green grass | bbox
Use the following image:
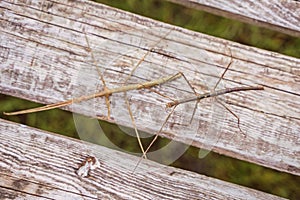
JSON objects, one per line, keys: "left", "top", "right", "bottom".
{"left": 1, "top": 0, "right": 299, "bottom": 199}
{"left": 94, "top": 0, "right": 300, "bottom": 58}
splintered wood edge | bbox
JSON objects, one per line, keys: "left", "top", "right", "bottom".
{"left": 0, "top": 119, "right": 287, "bottom": 200}
{"left": 0, "top": 0, "right": 299, "bottom": 176}
{"left": 167, "top": 0, "right": 300, "bottom": 37}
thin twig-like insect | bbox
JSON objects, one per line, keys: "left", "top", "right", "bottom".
{"left": 166, "top": 60, "right": 263, "bottom": 132}
{"left": 134, "top": 55, "right": 264, "bottom": 171}
{"left": 3, "top": 30, "right": 178, "bottom": 159}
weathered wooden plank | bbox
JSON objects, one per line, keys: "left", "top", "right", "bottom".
{"left": 167, "top": 0, "right": 300, "bottom": 37}
{"left": 0, "top": 0, "right": 299, "bottom": 177}
{"left": 0, "top": 187, "right": 49, "bottom": 200}
{"left": 0, "top": 175, "right": 75, "bottom": 199}
{"left": 0, "top": 119, "right": 287, "bottom": 199}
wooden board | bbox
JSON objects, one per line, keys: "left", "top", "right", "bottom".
{"left": 0, "top": 0, "right": 299, "bottom": 177}
{"left": 167, "top": 0, "right": 300, "bottom": 37}
{"left": 0, "top": 119, "right": 287, "bottom": 199}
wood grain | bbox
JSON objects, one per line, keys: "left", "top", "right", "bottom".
{"left": 0, "top": 119, "right": 287, "bottom": 199}
{"left": 167, "top": 0, "right": 300, "bottom": 37}
{"left": 0, "top": 0, "right": 299, "bottom": 178}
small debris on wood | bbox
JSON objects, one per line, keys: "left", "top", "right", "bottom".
{"left": 76, "top": 156, "right": 100, "bottom": 177}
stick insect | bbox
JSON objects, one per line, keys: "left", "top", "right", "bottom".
{"left": 134, "top": 53, "right": 264, "bottom": 170}
{"left": 3, "top": 30, "right": 181, "bottom": 159}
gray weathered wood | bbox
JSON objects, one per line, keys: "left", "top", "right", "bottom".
{"left": 0, "top": 0, "right": 299, "bottom": 178}
{"left": 0, "top": 119, "right": 287, "bottom": 200}
{"left": 167, "top": 0, "right": 300, "bottom": 37}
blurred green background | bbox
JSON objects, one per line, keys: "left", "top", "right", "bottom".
{"left": 1, "top": 0, "right": 299, "bottom": 199}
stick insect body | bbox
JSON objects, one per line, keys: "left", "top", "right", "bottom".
{"left": 167, "top": 86, "right": 264, "bottom": 108}
{"left": 3, "top": 73, "right": 182, "bottom": 116}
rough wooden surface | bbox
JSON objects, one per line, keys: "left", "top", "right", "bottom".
{"left": 167, "top": 0, "right": 300, "bottom": 37}
{"left": 0, "top": 0, "right": 299, "bottom": 178}
{"left": 0, "top": 119, "right": 287, "bottom": 200}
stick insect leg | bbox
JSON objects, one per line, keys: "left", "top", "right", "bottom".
{"left": 213, "top": 55, "right": 233, "bottom": 91}
{"left": 84, "top": 33, "right": 112, "bottom": 119}
{"left": 215, "top": 98, "right": 246, "bottom": 136}
{"left": 179, "top": 72, "right": 200, "bottom": 124}
{"left": 213, "top": 50, "right": 245, "bottom": 135}
{"left": 121, "top": 48, "right": 151, "bottom": 159}
{"left": 124, "top": 93, "right": 147, "bottom": 159}
{"left": 133, "top": 105, "right": 177, "bottom": 172}
{"left": 121, "top": 41, "right": 157, "bottom": 160}
{"left": 123, "top": 29, "right": 174, "bottom": 160}
{"left": 124, "top": 28, "right": 173, "bottom": 83}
